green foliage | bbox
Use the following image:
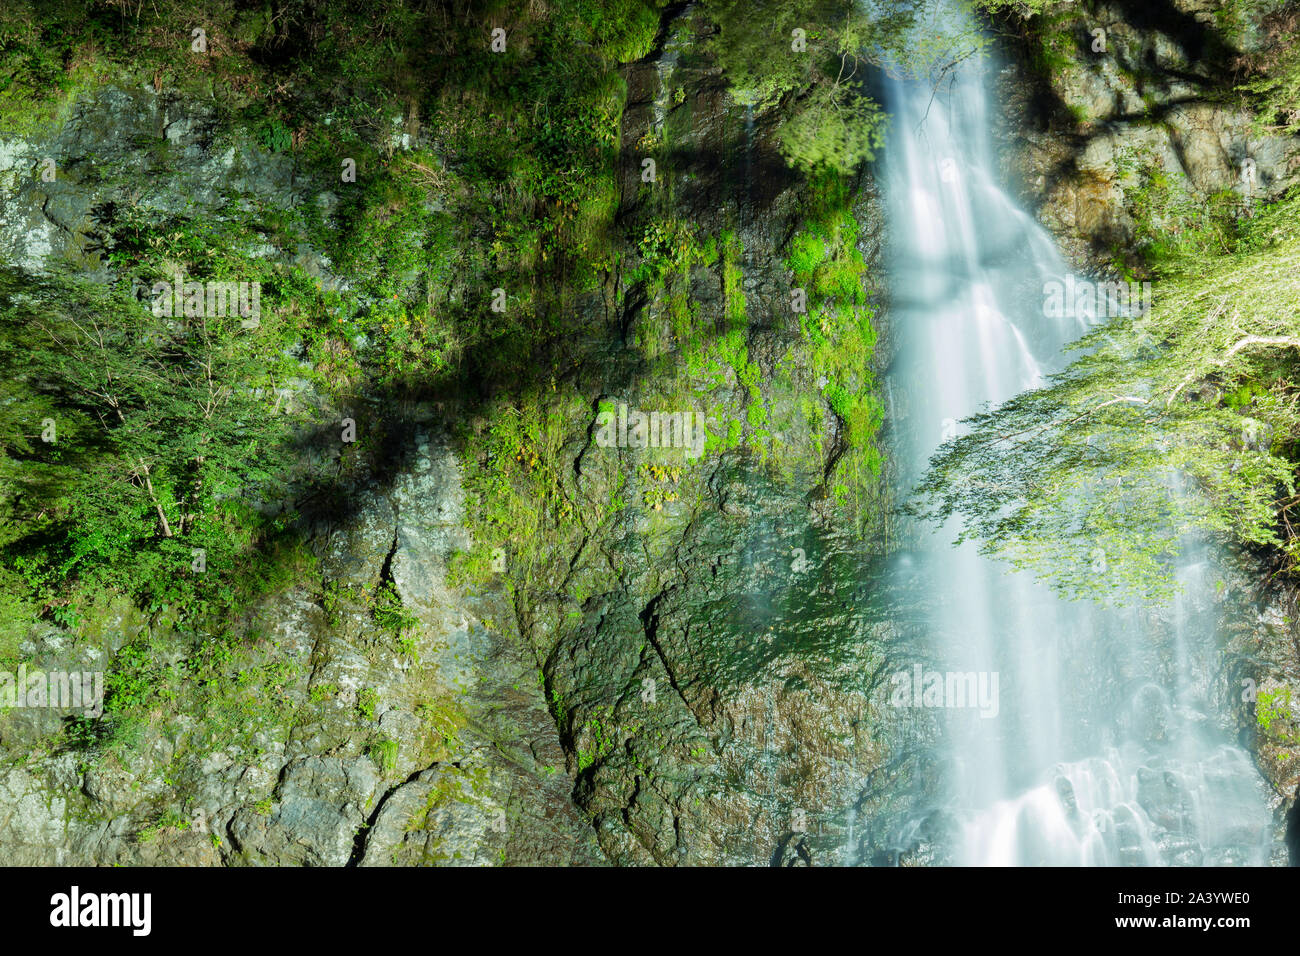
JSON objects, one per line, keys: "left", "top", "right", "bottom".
{"left": 630, "top": 219, "right": 710, "bottom": 287}
{"left": 703, "top": 0, "right": 912, "bottom": 173}
{"left": 1236, "top": 6, "right": 1300, "bottom": 136}
{"left": 63, "top": 625, "right": 302, "bottom": 762}
{"left": 0, "top": 268, "right": 305, "bottom": 624}
{"left": 137, "top": 807, "right": 193, "bottom": 844}
{"left": 369, "top": 735, "right": 399, "bottom": 774}
{"left": 776, "top": 85, "right": 888, "bottom": 175}
{"left": 786, "top": 234, "right": 823, "bottom": 275}
{"left": 1257, "top": 687, "right": 1300, "bottom": 744}
{"left": 0, "top": 1, "right": 135, "bottom": 135}
{"left": 785, "top": 171, "right": 885, "bottom": 506}
{"left": 973, "top": 0, "right": 1055, "bottom": 14}
{"left": 371, "top": 581, "right": 420, "bottom": 637}
{"left": 180, "top": 635, "right": 302, "bottom": 755}
{"left": 1114, "top": 150, "right": 1245, "bottom": 268}
{"left": 573, "top": 705, "right": 640, "bottom": 772}
{"left": 916, "top": 190, "right": 1300, "bottom": 600}
{"left": 459, "top": 391, "right": 581, "bottom": 624}
{"left": 308, "top": 682, "right": 338, "bottom": 704}
{"left": 721, "top": 230, "right": 747, "bottom": 327}
{"left": 0, "top": 0, "right": 663, "bottom": 652}
{"left": 357, "top": 687, "right": 379, "bottom": 722}
{"left": 446, "top": 546, "right": 496, "bottom": 589}
{"left": 256, "top": 118, "right": 293, "bottom": 154}
{"left": 579, "top": 0, "right": 663, "bottom": 61}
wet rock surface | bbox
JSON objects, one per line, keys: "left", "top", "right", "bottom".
{"left": 0, "top": 3, "right": 912, "bottom": 867}
{"left": 992, "top": 0, "right": 1300, "bottom": 269}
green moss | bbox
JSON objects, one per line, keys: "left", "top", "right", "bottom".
{"left": 1257, "top": 687, "right": 1300, "bottom": 745}
{"left": 356, "top": 688, "right": 379, "bottom": 722}
{"left": 0, "top": 1, "right": 673, "bottom": 765}
{"left": 1112, "top": 148, "right": 1246, "bottom": 270}
{"left": 368, "top": 736, "right": 399, "bottom": 775}
{"left": 446, "top": 546, "right": 496, "bottom": 590}
{"left": 788, "top": 232, "right": 828, "bottom": 281}
{"left": 371, "top": 581, "right": 419, "bottom": 638}
{"left": 574, "top": 705, "right": 641, "bottom": 773}
{"left": 782, "top": 170, "right": 886, "bottom": 516}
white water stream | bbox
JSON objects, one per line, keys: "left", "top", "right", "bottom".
{"left": 879, "top": 2, "right": 1273, "bottom": 865}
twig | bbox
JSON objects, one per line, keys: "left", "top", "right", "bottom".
{"left": 1167, "top": 333, "right": 1300, "bottom": 408}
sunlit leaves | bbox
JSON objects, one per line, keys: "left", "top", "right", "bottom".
{"left": 915, "top": 194, "right": 1300, "bottom": 600}
{"left": 704, "top": 0, "right": 918, "bottom": 173}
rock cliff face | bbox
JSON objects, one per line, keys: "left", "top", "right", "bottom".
{"left": 0, "top": 0, "right": 1296, "bottom": 866}
{"left": 0, "top": 426, "right": 605, "bottom": 865}
{"left": 993, "top": 0, "right": 1300, "bottom": 267}
{"left": 0, "top": 3, "right": 925, "bottom": 867}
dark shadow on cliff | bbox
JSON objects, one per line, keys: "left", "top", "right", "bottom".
{"left": 1109, "top": 0, "right": 1237, "bottom": 73}
{"left": 982, "top": 1, "right": 1246, "bottom": 261}
{"left": 0, "top": 5, "right": 885, "bottom": 823}
{"left": 253, "top": 0, "right": 856, "bottom": 661}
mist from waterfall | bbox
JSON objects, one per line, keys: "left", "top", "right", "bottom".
{"left": 878, "top": 1, "right": 1274, "bottom": 866}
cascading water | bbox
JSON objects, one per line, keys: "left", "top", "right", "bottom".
{"left": 879, "top": 2, "right": 1275, "bottom": 865}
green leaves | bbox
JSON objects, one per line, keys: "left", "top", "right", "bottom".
{"left": 0, "top": 267, "right": 301, "bottom": 621}
{"left": 915, "top": 192, "right": 1300, "bottom": 600}
{"left": 1236, "top": 6, "right": 1300, "bottom": 136}
{"left": 704, "top": 0, "right": 913, "bottom": 174}
{"left": 256, "top": 118, "right": 294, "bottom": 154}
{"left": 777, "top": 84, "right": 889, "bottom": 174}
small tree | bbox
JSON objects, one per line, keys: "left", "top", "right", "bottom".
{"left": 0, "top": 268, "right": 299, "bottom": 618}
{"left": 704, "top": 0, "right": 916, "bottom": 174}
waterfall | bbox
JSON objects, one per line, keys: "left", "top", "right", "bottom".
{"left": 878, "top": 2, "right": 1274, "bottom": 865}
